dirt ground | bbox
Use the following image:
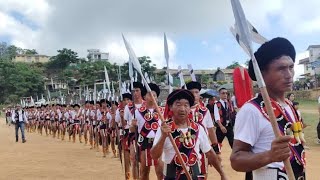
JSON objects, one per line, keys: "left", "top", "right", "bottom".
{"left": 0, "top": 118, "right": 319, "bottom": 180}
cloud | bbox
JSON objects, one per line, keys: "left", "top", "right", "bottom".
{"left": 201, "top": 40, "right": 209, "bottom": 47}
{"left": 1, "top": 0, "right": 320, "bottom": 71}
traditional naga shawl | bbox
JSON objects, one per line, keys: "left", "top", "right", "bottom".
{"left": 190, "top": 103, "right": 208, "bottom": 126}
{"left": 165, "top": 119, "right": 202, "bottom": 179}
{"left": 137, "top": 105, "right": 163, "bottom": 139}
{"left": 249, "top": 94, "right": 306, "bottom": 178}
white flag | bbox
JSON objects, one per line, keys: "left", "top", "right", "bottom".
{"left": 188, "top": 64, "right": 196, "bottom": 81}
{"left": 177, "top": 66, "right": 186, "bottom": 88}
{"left": 145, "top": 72, "right": 151, "bottom": 83}
{"left": 104, "top": 66, "right": 111, "bottom": 92}
{"left": 122, "top": 34, "right": 142, "bottom": 73}
{"left": 51, "top": 78, "right": 54, "bottom": 90}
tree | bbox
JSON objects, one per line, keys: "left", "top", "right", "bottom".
{"left": 24, "top": 49, "right": 38, "bottom": 55}
{"left": 200, "top": 72, "right": 210, "bottom": 85}
{"left": 0, "top": 43, "right": 21, "bottom": 60}
{"left": 121, "top": 56, "right": 157, "bottom": 81}
{"left": 226, "top": 61, "right": 241, "bottom": 69}
{"left": 47, "top": 48, "right": 80, "bottom": 73}
{"left": 0, "top": 61, "right": 45, "bottom": 104}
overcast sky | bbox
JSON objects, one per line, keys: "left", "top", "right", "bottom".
{"left": 1, "top": 0, "right": 320, "bottom": 79}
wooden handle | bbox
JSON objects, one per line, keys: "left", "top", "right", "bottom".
{"left": 151, "top": 95, "right": 192, "bottom": 180}
{"left": 260, "top": 88, "right": 295, "bottom": 180}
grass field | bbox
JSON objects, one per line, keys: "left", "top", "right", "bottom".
{"left": 295, "top": 99, "right": 319, "bottom": 146}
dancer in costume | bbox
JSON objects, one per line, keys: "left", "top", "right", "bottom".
{"left": 83, "top": 101, "right": 91, "bottom": 145}
{"left": 71, "top": 104, "right": 83, "bottom": 143}
{"left": 151, "top": 89, "right": 226, "bottom": 180}
{"left": 116, "top": 92, "right": 132, "bottom": 180}
{"left": 125, "top": 82, "right": 146, "bottom": 180}
{"left": 109, "top": 100, "right": 119, "bottom": 158}
{"left": 59, "top": 105, "right": 69, "bottom": 141}
{"left": 186, "top": 81, "right": 221, "bottom": 178}
{"left": 44, "top": 105, "right": 51, "bottom": 136}
{"left": 95, "top": 102, "right": 102, "bottom": 151}
{"left": 230, "top": 37, "right": 306, "bottom": 179}
{"left": 131, "top": 83, "right": 163, "bottom": 180}
{"left": 100, "top": 99, "right": 111, "bottom": 157}
{"left": 89, "top": 101, "right": 96, "bottom": 149}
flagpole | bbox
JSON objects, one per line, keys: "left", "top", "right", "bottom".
{"left": 122, "top": 34, "right": 192, "bottom": 180}
{"left": 229, "top": 0, "right": 295, "bottom": 179}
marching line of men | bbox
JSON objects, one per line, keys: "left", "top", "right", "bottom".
{"left": 4, "top": 37, "right": 307, "bottom": 180}
{"left": 7, "top": 81, "right": 231, "bottom": 180}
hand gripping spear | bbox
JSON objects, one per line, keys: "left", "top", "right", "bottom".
{"left": 229, "top": 0, "right": 295, "bottom": 179}
{"left": 122, "top": 34, "right": 192, "bottom": 180}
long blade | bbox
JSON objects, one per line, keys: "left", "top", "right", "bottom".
{"left": 247, "top": 20, "right": 268, "bottom": 44}
{"left": 129, "top": 57, "right": 133, "bottom": 78}
{"left": 112, "top": 81, "right": 115, "bottom": 101}
{"left": 230, "top": 26, "right": 250, "bottom": 56}
{"left": 164, "top": 33, "right": 169, "bottom": 65}
{"left": 230, "top": 0, "right": 253, "bottom": 56}
{"left": 104, "top": 66, "right": 111, "bottom": 91}
{"left": 118, "top": 65, "right": 123, "bottom": 101}
{"left": 122, "top": 34, "right": 142, "bottom": 73}
{"left": 177, "top": 66, "right": 186, "bottom": 88}
{"left": 187, "top": 64, "right": 196, "bottom": 81}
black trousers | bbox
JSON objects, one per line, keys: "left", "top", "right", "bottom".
{"left": 216, "top": 125, "right": 234, "bottom": 148}
{"left": 317, "top": 120, "right": 320, "bottom": 139}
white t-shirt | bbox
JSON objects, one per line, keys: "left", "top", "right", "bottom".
{"left": 153, "top": 125, "right": 211, "bottom": 164}
{"left": 191, "top": 106, "right": 214, "bottom": 129}
{"left": 124, "top": 103, "right": 142, "bottom": 129}
{"left": 213, "top": 99, "right": 229, "bottom": 122}
{"left": 318, "top": 96, "right": 320, "bottom": 104}
{"left": 106, "top": 112, "right": 113, "bottom": 127}
{"left": 234, "top": 102, "right": 296, "bottom": 170}
{"left": 115, "top": 109, "right": 121, "bottom": 124}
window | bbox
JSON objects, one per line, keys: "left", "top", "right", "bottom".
{"left": 35, "top": 56, "right": 39, "bottom": 62}
{"left": 26, "top": 56, "right": 32, "bottom": 62}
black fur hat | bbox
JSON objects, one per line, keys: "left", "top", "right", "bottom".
{"left": 248, "top": 37, "right": 296, "bottom": 81}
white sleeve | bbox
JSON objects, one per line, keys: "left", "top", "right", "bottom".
{"left": 203, "top": 111, "right": 214, "bottom": 128}
{"left": 124, "top": 105, "right": 132, "bottom": 126}
{"left": 153, "top": 127, "right": 162, "bottom": 147}
{"left": 199, "top": 126, "right": 212, "bottom": 153}
{"left": 213, "top": 104, "right": 220, "bottom": 122}
{"left": 115, "top": 109, "right": 121, "bottom": 123}
{"left": 12, "top": 112, "right": 15, "bottom": 122}
{"left": 124, "top": 105, "right": 130, "bottom": 121}
{"left": 24, "top": 113, "right": 28, "bottom": 123}
{"left": 234, "top": 103, "right": 260, "bottom": 146}
{"left": 97, "top": 110, "right": 102, "bottom": 120}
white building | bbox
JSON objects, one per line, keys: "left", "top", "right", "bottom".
{"left": 299, "top": 45, "right": 320, "bottom": 77}
{"left": 87, "top": 49, "right": 109, "bottom": 61}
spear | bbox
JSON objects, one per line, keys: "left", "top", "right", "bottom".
{"left": 229, "top": 0, "right": 295, "bottom": 179}
{"left": 177, "top": 65, "right": 186, "bottom": 88}
{"left": 118, "top": 65, "right": 123, "bottom": 101}
{"left": 127, "top": 49, "right": 139, "bottom": 177}
{"left": 164, "top": 33, "right": 173, "bottom": 93}
{"left": 188, "top": 64, "right": 196, "bottom": 81}
{"left": 122, "top": 34, "right": 192, "bottom": 180}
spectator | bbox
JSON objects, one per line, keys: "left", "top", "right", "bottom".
{"left": 286, "top": 93, "right": 295, "bottom": 105}
{"left": 12, "top": 104, "right": 28, "bottom": 143}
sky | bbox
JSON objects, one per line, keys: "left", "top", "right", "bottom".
{"left": 1, "top": 0, "right": 320, "bottom": 80}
